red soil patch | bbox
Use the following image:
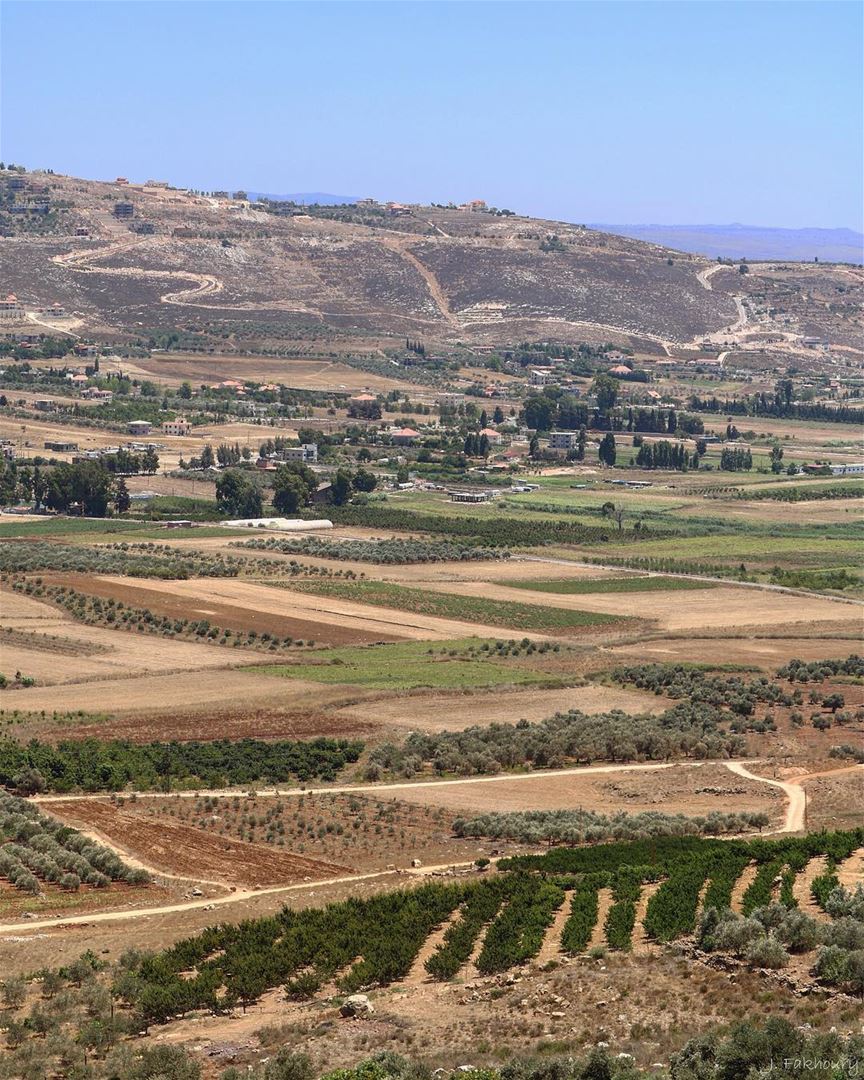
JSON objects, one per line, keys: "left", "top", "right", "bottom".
{"left": 46, "top": 800, "right": 350, "bottom": 887}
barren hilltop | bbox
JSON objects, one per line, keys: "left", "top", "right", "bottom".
{"left": 4, "top": 170, "right": 861, "bottom": 356}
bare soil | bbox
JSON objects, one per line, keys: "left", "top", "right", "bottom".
{"left": 421, "top": 580, "right": 857, "bottom": 634}
{"left": 375, "top": 762, "right": 783, "bottom": 819}
{"left": 334, "top": 683, "right": 673, "bottom": 734}
{"left": 45, "top": 800, "right": 351, "bottom": 887}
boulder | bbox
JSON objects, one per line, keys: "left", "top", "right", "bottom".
{"left": 340, "top": 994, "right": 374, "bottom": 1019}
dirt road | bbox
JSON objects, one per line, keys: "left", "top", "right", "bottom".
{"left": 34, "top": 760, "right": 683, "bottom": 806}
{"left": 725, "top": 762, "right": 807, "bottom": 832}
{"left": 0, "top": 870, "right": 396, "bottom": 935}
{"left": 724, "top": 761, "right": 864, "bottom": 834}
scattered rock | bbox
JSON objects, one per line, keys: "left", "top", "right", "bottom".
{"left": 340, "top": 993, "right": 374, "bottom": 1018}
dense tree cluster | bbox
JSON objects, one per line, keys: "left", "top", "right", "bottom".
{"left": 635, "top": 440, "right": 696, "bottom": 471}
{"left": 0, "top": 736, "right": 363, "bottom": 793}
{"left": 522, "top": 392, "right": 704, "bottom": 437}
{"left": 215, "top": 469, "right": 264, "bottom": 518}
{"left": 719, "top": 446, "right": 753, "bottom": 471}
{"left": 367, "top": 701, "right": 749, "bottom": 779}
{"left": 24, "top": 461, "right": 129, "bottom": 516}
{"left": 611, "top": 663, "right": 797, "bottom": 719}
{"left": 98, "top": 448, "right": 159, "bottom": 476}
{"left": 776, "top": 654, "right": 864, "bottom": 682}
{"left": 689, "top": 390, "right": 864, "bottom": 426}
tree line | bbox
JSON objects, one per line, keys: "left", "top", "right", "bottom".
{"left": 0, "top": 736, "right": 364, "bottom": 794}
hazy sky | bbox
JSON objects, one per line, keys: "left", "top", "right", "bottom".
{"left": 2, "top": 1, "right": 862, "bottom": 229}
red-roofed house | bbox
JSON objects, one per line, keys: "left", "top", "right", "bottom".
{"left": 391, "top": 427, "right": 421, "bottom": 446}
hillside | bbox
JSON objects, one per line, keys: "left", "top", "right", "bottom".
{"left": 1, "top": 169, "right": 862, "bottom": 355}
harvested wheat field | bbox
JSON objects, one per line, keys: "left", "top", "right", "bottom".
{"left": 0, "top": 668, "right": 376, "bottom": 727}
{"left": 0, "top": 586, "right": 267, "bottom": 685}
{"left": 91, "top": 575, "right": 556, "bottom": 641}
{"left": 128, "top": 353, "right": 414, "bottom": 394}
{"left": 46, "top": 799, "right": 350, "bottom": 887}
{"left": 46, "top": 572, "right": 409, "bottom": 646}
{"left": 417, "top": 580, "right": 860, "bottom": 633}
{"left": 334, "top": 683, "right": 672, "bottom": 734}
{"left": 382, "top": 761, "right": 783, "bottom": 818}
{"left": 607, "top": 633, "right": 864, "bottom": 668}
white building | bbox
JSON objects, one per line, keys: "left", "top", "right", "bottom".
{"left": 548, "top": 431, "right": 578, "bottom": 451}
{"left": 830, "top": 463, "right": 864, "bottom": 476}
{"left": 281, "top": 443, "right": 318, "bottom": 464}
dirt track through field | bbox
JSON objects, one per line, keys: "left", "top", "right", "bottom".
{"left": 730, "top": 863, "right": 758, "bottom": 913}
{"left": 535, "top": 888, "right": 573, "bottom": 965}
{"left": 793, "top": 856, "right": 831, "bottom": 920}
{"left": 589, "top": 889, "right": 613, "bottom": 951}
{"left": 632, "top": 881, "right": 662, "bottom": 955}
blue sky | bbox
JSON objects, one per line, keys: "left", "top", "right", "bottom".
{"left": 2, "top": 1, "right": 861, "bottom": 229}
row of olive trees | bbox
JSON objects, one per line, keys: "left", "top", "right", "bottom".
{"left": 453, "top": 808, "right": 771, "bottom": 845}
{"left": 0, "top": 793, "right": 149, "bottom": 894}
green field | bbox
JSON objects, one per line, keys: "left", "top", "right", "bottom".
{"left": 258, "top": 639, "right": 567, "bottom": 690}
{"left": 280, "top": 579, "right": 625, "bottom": 631}
{"left": 501, "top": 575, "right": 717, "bottom": 595}
{"left": 597, "top": 532, "right": 863, "bottom": 568}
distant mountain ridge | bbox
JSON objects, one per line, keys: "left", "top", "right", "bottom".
{"left": 592, "top": 223, "right": 864, "bottom": 264}
{"left": 248, "top": 191, "right": 360, "bottom": 205}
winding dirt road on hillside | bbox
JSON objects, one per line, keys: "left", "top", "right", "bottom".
{"left": 52, "top": 238, "right": 224, "bottom": 307}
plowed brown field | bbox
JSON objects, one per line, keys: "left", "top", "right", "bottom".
{"left": 46, "top": 800, "right": 350, "bottom": 887}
